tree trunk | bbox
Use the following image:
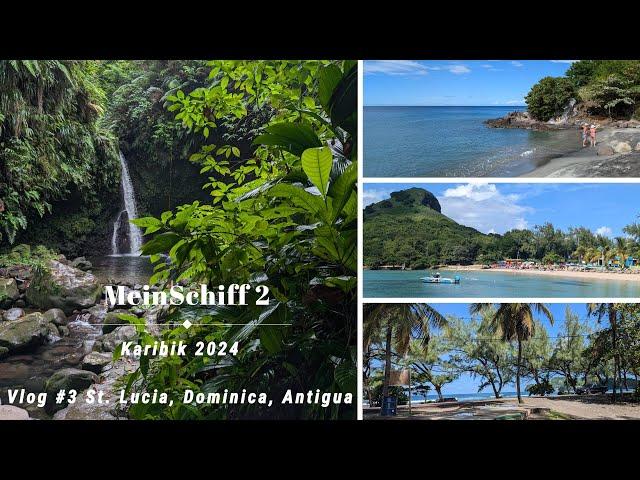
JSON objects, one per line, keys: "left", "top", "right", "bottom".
{"left": 611, "top": 306, "right": 618, "bottom": 403}
{"left": 516, "top": 339, "right": 523, "bottom": 404}
{"left": 435, "top": 386, "right": 443, "bottom": 402}
{"left": 381, "top": 319, "right": 393, "bottom": 402}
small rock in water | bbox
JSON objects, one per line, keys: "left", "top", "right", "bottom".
{"left": 597, "top": 145, "right": 615, "bottom": 156}
{"left": 0, "top": 405, "right": 30, "bottom": 420}
{"left": 71, "top": 257, "right": 93, "bottom": 271}
{"left": 4, "top": 308, "right": 25, "bottom": 322}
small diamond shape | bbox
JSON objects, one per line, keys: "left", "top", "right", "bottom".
{"left": 182, "top": 320, "right": 192, "bottom": 329}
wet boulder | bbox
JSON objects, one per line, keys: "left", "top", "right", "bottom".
{"left": 0, "top": 312, "right": 50, "bottom": 354}
{"left": 98, "top": 325, "right": 138, "bottom": 352}
{"left": 0, "top": 278, "right": 19, "bottom": 308}
{"left": 81, "top": 352, "right": 112, "bottom": 374}
{"left": 26, "top": 260, "right": 102, "bottom": 315}
{"left": 43, "top": 308, "right": 68, "bottom": 326}
{"left": 44, "top": 368, "right": 99, "bottom": 414}
{"left": 71, "top": 257, "right": 92, "bottom": 271}
{"left": 102, "top": 309, "right": 131, "bottom": 334}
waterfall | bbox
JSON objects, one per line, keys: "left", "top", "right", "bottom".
{"left": 111, "top": 152, "right": 143, "bottom": 255}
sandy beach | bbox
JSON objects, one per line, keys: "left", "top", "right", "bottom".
{"left": 441, "top": 265, "right": 640, "bottom": 283}
{"left": 365, "top": 394, "right": 640, "bottom": 420}
{"left": 522, "top": 127, "right": 640, "bottom": 177}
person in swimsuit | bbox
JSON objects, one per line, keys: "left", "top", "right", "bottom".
{"left": 582, "top": 123, "right": 589, "bottom": 147}
{"left": 590, "top": 124, "right": 597, "bottom": 147}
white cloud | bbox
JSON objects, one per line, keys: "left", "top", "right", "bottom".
{"left": 511, "top": 61, "right": 524, "bottom": 67}
{"left": 364, "top": 61, "right": 470, "bottom": 76}
{"left": 363, "top": 189, "right": 390, "bottom": 206}
{"left": 596, "top": 226, "right": 613, "bottom": 237}
{"left": 446, "top": 65, "right": 471, "bottom": 74}
{"left": 364, "top": 60, "right": 430, "bottom": 76}
{"left": 480, "top": 64, "right": 493, "bottom": 68}
{"left": 551, "top": 60, "right": 577, "bottom": 64}
{"left": 505, "top": 99, "right": 525, "bottom": 105}
{"left": 438, "top": 183, "right": 532, "bottom": 234}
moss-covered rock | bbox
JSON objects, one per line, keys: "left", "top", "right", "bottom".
{"left": 81, "top": 352, "right": 112, "bottom": 374}
{"left": 102, "top": 309, "right": 130, "bottom": 334}
{"left": 44, "top": 368, "right": 99, "bottom": 414}
{"left": 43, "top": 308, "right": 68, "bottom": 326}
{"left": 0, "top": 312, "right": 49, "bottom": 354}
{"left": 25, "top": 260, "right": 102, "bottom": 315}
{"left": 0, "top": 278, "right": 19, "bottom": 308}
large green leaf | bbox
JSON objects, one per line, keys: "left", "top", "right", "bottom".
{"left": 318, "top": 64, "right": 343, "bottom": 112}
{"left": 328, "top": 64, "right": 357, "bottom": 135}
{"left": 268, "top": 183, "right": 330, "bottom": 223}
{"left": 252, "top": 122, "right": 321, "bottom": 157}
{"left": 141, "top": 232, "right": 182, "bottom": 255}
{"left": 301, "top": 147, "right": 332, "bottom": 197}
{"left": 328, "top": 161, "right": 357, "bottom": 220}
{"left": 335, "top": 359, "right": 356, "bottom": 394}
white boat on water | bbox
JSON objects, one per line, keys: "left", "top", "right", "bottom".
{"left": 421, "top": 272, "right": 461, "bottom": 284}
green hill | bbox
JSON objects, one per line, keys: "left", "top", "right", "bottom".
{"left": 363, "top": 188, "right": 493, "bottom": 268}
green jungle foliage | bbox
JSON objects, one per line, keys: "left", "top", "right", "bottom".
{"left": 364, "top": 188, "right": 640, "bottom": 268}
{"left": 0, "top": 60, "right": 120, "bottom": 254}
{"left": 117, "top": 60, "right": 357, "bottom": 419}
{"left": 100, "top": 61, "right": 214, "bottom": 215}
{"left": 526, "top": 60, "right": 640, "bottom": 120}
{"left": 0, "top": 243, "right": 57, "bottom": 272}
{"left": 525, "top": 76, "right": 575, "bottom": 122}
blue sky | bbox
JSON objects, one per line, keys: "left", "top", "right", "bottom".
{"left": 363, "top": 183, "right": 640, "bottom": 237}
{"left": 420, "top": 303, "right": 600, "bottom": 395}
{"left": 364, "top": 60, "right": 576, "bottom": 106}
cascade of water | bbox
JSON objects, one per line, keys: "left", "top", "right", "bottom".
{"left": 111, "top": 152, "right": 143, "bottom": 255}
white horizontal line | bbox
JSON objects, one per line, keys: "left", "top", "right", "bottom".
{"left": 361, "top": 297, "right": 640, "bottom": 303}
{"left": 362, "top": 177, "right": 640, "bottom": 183}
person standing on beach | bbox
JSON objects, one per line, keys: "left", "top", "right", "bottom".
{"left": 582, "top": 123, "right": 589, "bottom": 147}
{"left": 590, "top": 124, "right": 597, "bottom": 147}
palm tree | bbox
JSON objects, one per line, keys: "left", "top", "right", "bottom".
{"left": 572, "top": 244, "right": 587, "bottom": 264}
{"left": 587, "top": 303, "right": 621, "bottom": 403}
{"left": 470, "top": 303, "right": 553, "bottom": 404}
{"left": 614, "top": 237, "right": 632, "bottom": 269}
{"left": 364, "top": 304, "right": 446, "bottom": 410}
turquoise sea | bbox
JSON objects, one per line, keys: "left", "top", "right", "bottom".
{"left": 363, "top": 269, "right": 640, "bottom": 298}
{"left": 364, "top": 106, "right": 581, "bottom": 177}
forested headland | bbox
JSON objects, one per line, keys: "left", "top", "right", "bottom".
{"left": 363, "top": 187, "right": 640, "bottom": 269}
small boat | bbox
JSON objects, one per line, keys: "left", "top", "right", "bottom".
{"left": 421, "top": 272, "right": 461, "bottom": 284}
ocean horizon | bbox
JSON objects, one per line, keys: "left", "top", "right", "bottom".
{"left": 364, "top": 106, "right": 580, "bottom": 177}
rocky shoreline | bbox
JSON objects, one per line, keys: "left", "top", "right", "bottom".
{"left": 0, "top": 246, "right": 167, "bottom": 420}
{"left": 485, "top": 109, "right": 640, "bottom": 177}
